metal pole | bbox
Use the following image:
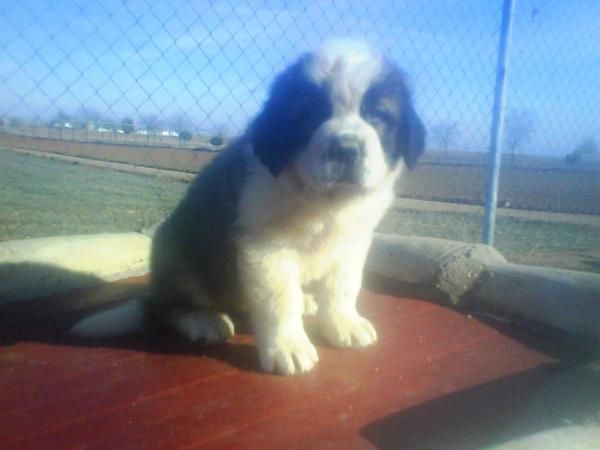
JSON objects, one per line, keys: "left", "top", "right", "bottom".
{"left": 483, "top": 0, "right": 516, "bottom": 245}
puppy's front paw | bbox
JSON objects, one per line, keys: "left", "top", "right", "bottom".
{"left": 320, "top": 312, "right": 378, "bottom": 348}
{"left": 259, "top": 330, "right": 319, "bottom": 376}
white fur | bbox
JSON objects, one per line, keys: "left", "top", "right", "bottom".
{"left": 236, "top": 148, "right": 397, "bottom": 374}
{"left": 71, "top": 298, "right": 145, "bottom": 337}
{"left": 233, "top": 43, "right": 407, "bottom": 375}
{"left": 309, "top": 39, "right": 383, "bottom": 104}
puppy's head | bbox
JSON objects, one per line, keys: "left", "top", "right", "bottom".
{"left": 251, "top": 40, "right": 426, "bottom": 193}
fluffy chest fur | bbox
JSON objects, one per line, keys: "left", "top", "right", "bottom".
{"left": 236, "top": 147, "right": 395, "bottom": 284}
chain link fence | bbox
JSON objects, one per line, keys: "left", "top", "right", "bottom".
{"left": 1, "top": 0, "right": 599, "bottom": 273}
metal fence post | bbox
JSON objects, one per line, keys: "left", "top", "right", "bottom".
{"left": 483, "top": 0, "right": 516, "bottom": 245}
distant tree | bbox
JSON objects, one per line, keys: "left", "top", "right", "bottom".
{"left": 121, "top": 117, "right": 135, "bottom": 134}
{"left": 178, "top": 129, "right": 192, "bottom": 145}
{"left": 565, "top": 137, "right": 599, "bottom": 165}
{"left": 210, "top": 135, "right": 224, "bottom": 147}
{"left": 573, "top": 137, "right": 599, "bottom": 156}
{"left": 564, "top": 153, "right": 580, "bottom": 165}
{"left": 208, "top": 124, "right": 228, "bottom": 149}
{"left": 431, "top": 121, "right": 459, "bottom": 160}
{"left": 0, "top": 118, "right": 4, "bottom": 128}
{"left": 504, "top": 109, "right": 535, "bottom": 164}
{"left": 170, "top": 114, "right": 193, "bottom": 147}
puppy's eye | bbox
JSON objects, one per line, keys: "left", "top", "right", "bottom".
{"left": 371, "top": 109, "right": 393, "bottom": 123}
{"left": 362, "top": 104, "right": 393, "bottom": 124}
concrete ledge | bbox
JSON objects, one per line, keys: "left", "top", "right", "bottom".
{"left": 474, "top": 263, "right": 600, "bottom": 340}
{"left": 2, "top": 230, "right": 599, "bottom": 342}
{"left": 367, "top": 234, "right": 506, "bottom": 304}
{"left": 0, "top": 233, "right": 151, "bottom": 303}
{"left": 366, "top": 233, "right": 600, "bottom": 341}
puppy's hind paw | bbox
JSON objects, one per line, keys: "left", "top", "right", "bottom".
{"left": 173, "top": 312, "right": 235, "bottom": 344}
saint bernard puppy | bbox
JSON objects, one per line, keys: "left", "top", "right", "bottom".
{"left": 73, "top": 40, "right": 426, "bottom": 375}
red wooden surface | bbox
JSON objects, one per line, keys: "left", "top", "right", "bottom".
{"left": 0, "top": 285, "right": 560, "bottom": 449}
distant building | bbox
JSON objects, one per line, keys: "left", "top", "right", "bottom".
{"left": 130, "top": 129, "right": 179, "bottom": 137}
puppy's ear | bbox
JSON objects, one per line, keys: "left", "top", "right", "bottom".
{"left": 397, "top": 101, "right": 426, "bottom": 169}
{"left": 364, "top": 65, "right": 426, "bottom": 169}
{"left": 251, "top": 55, "right": 331, "bottom": 177}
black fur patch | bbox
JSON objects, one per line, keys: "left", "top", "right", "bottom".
{"left": 360, "top": 65, "right": 426, "bottom": 168}
{"left": 147, "top": 141, "right": 248, "bottom": 320}
{"left": 251, "top": 55, "right": 333, "bottom": 176}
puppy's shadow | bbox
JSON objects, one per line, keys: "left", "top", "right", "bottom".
{"left": 84, "top": 332, "right": 261, "bottom": 373}
{"left": 3, "top": 323, "right": 263, "bottom": 374}
{"left": 0, "top": 269, "right": 334, "bottom": 374}
{"left": 0, "top": 279, "right": 262, "bottom": 374}
{"left": 2, "top": 313, "right": 334, "bottom": 375}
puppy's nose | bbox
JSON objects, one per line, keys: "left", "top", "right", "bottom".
{"left": 327, "top": 135, "right": 364, "bottom": 164}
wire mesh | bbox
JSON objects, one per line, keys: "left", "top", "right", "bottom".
{"left": 1, "top": 0, "right": 599, "bottom": 273}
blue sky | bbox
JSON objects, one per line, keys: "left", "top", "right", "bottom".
{"left": 1, "top": 0, "right": 598, "bottom": 154}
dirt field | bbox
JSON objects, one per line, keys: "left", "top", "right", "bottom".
{"left": 398, "top": 163, "right": 600, "bottom": 215}
{"left": 0, "top": 132, "right": 213, "bottom": 173}
{"left": 3, "top": 132, "right": 599, "bottom": 216}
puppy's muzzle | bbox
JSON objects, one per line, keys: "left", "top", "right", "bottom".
{"left": 327, "top": 134, "right": 364, "bottom": 165}
{"left": 324, "top": 134, "right": 366, "bottom": 185}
